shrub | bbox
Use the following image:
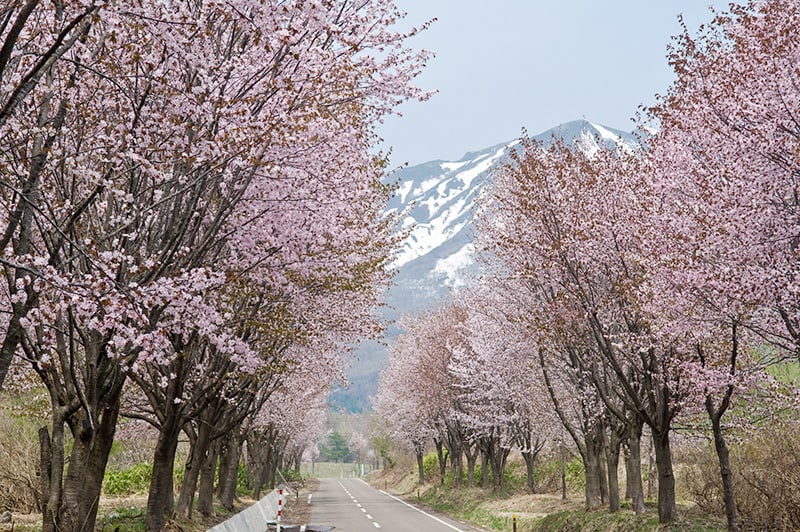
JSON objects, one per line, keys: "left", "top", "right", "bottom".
{"left": 502, "top": 459, "right": 525, "bottom": 490}
{"left": 281, "top": 468, "right": 303, "bottom": 483}
{"left": 103, "top": 463, "right": 153, "bottom": 495}
{"left": 532, "top": 455, "right": 565, "bottom": 493}
{"left": 0, "top": 412, "right": 40, "bottom": 512}
{"left": 237, "top": 461, "right": 250, "bottom": 496}
{"left": 422, "top": 452, "right": 439, "bottom": 482}
{"left": 682, "top": 424, "right": 800, "bottom": 530}
{"left": 564, "top": 455, "right": 585, "bottom": 490}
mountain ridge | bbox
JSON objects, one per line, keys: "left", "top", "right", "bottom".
{"left": 329, "top": 119, "right": 639, "bottom": 412}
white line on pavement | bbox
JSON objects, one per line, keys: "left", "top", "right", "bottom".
{"left": 379, "top": 490, "right": 465, "bottom": 532}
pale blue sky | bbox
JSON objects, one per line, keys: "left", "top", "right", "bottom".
{"left": 378, "top": 1, "right": 728, "bottom": 167}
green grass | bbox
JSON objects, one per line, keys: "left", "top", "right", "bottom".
{"left": 420, "top": 485, "right": 520, "bottom": 530}
{"left": 533, "top": 508, "right": 725, "bottom": 532}
{"left": 96, "top": 505, "right": 148, "bottom": 532}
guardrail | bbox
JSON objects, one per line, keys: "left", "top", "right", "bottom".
{"left": 207, "top": 489, "right": 283, "bottom": 532}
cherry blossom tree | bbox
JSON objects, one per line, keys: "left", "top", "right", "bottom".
{"left": 416, "top": 302, "right": 471, "bottom": 487}
{"left": 476, "top": 139, "right": 690, "bottom": 521}
{"left": 639, "top": 1, "right": 800, "bottom": 528}
{"left": 379, "top": 288, "right": 562, "bottom": 492}
{"left": 376, "top": 300, "right": 481, "bottom": 487}
{"left": 0, "top": 3, "right": 107, "bottom": 393}
{"left": 244, "top": 368, "right": 329, "bottom": 498}
{"left": 0, "top": 0, "right": 103, "bottom": 131}
{"left": 374, "top": 315, "right": 440, "bottom": 484}
{"left": 448, "top": 288, "right": 558, "bottom": 492}
{"left": 348, "top": 431, "right": 369, "bottom": 467}
{"left": 0, "top": 1, "right": 429, "bottom": 530}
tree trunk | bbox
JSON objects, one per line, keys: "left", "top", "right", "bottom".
{"left": 416, "top": 450, "right": 425, "bottom": 485}
{"left": 36, "top": 329, "right": 124, "bottom": 532}
{"left": 176, "top": 421, "right": 211, "bottom": 518}
{"left": 434, "top": 439, "right": 447, "bottom": 486}
{"left": 465, "top": 445, "right": 479, "bottom": 488}
{"left": 709, "top": 406, "right": 740, "bottom": 531}
{"left": 76, "top": 399, "right": 120, "bottom": 529}
{"left": 40, "top": 406, "right": 115, "bottom": 532}
{"left": 703, "top": 328, "right": 741, "bottom": 532}
{"left": 40, "top": 418, "right": 66, "bottom": 532}
{"left": 523, "top": 451, "right": 537, "bottom": 495}
{"left": 490, "top": 448, "right": 500, "bottom": 491}
{"left": 599, "top": 446, "right": 608, "bottom": 505}
{"left": 197, "top": 440, "right": 219, "bottom": 516}
{"left": 145, "top": 357, "right": 187, "bottom": 532}
{"left": 625, "top": 420, "right": 646, "bottom": 514}
{"left": 561, "top": 442, "right": 567, "bottom": 501}
{"left": 449, "top": 442, "right": 463, "bottom": 488}
{"left": 522, "top": 450, "right": 537, "bottom": 494}
{"left": 490, "top": 443, "right": 510, "bottom": 491}
{"left": 58, "top": 421, "right": 92, "bottom": 532}
{"left": 646, "top": 439, "right": 655, "bottom": 500}
{"left": 606, "top": 443, "right": 621, "bottom": 513}
{"left": 604, "top": 417, "right": 626, "bottom": 513}
{"left": 480, "top": 451, "right": 489, "bottom": 489}
{"left": 217, "top": 435, "right": 240, "bottom": 511}
{"left": 581, "top": 422, "right": 606, "bottom": 511}
{"left": 624, "top": 446, "right": 632, "bottom": 500}
{"left": 145, "top": 416, "right": 182, "bottom": 532}
{"left": 652, "top": 429, "right": 677, "bottom": 523}
{"left": 583, "top": 446, "right": 603, "bottom": 511}
{"left": 265, "top": 452, "right": 278, "bottom": 490}
{"left": 253, "top": 461, "right": 264, "bottom": 500}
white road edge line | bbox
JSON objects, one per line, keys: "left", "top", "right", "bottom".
{"left": 379, "top": 490, "right": 464, "bottom": 532}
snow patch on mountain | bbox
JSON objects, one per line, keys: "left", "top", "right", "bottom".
{"left": 432, "top": 243, "right": 476, "bottom": 288}
{"left": 385, "top": 120, "right": 639, "bottom": 313}
{"left": 441, "top": 160, "right": 468, "bottom": 172}
{"left": 590, "top": 121, "right": 625, "bottom": 142}
{"left": 390, "top": 143, "right": 514, "bottom": 269}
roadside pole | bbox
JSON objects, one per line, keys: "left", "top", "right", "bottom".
{"left": 276, "top": 484, "right": 284, "bottom": 532}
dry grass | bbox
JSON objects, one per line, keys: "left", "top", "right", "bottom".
{"left": 482, "top": 492, "right": 584, "bottom": 517}
{"left": 281, "top": 478, "right": 319, "bottom": 526}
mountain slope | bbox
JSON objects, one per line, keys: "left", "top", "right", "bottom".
{"left": 385, "top": 119, "right": 637, "bottom": 314}
{"left": 329, "top": 119, "right": 638, "bottom": 412}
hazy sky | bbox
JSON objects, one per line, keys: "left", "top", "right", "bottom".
{"left": 378, "top": 1, "right": 728, "bottom": 167}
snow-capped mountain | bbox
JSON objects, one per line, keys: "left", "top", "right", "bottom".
{"left": 384, "top": 119, "right": 638, "bottom": 315}
{"left": 329, "top": 119, "right": 639, "bottom": 412}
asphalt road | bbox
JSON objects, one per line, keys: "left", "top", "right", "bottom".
{"left": 308, "top": 477, "right": 484, "bottom": 531}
